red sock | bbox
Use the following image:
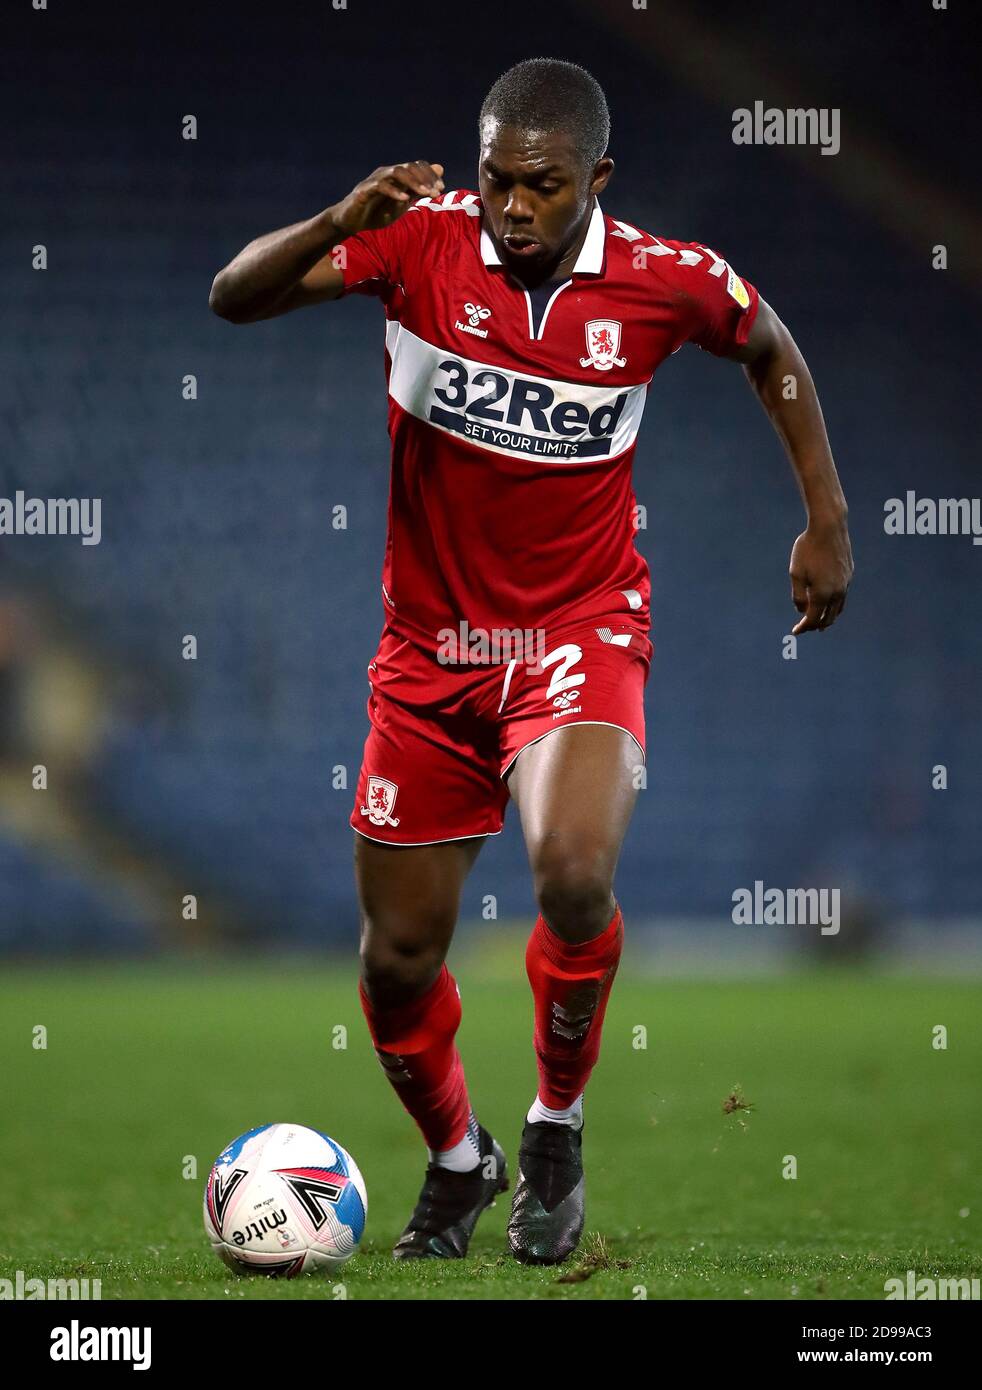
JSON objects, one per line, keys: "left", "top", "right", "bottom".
{"left": 526, "top": 908, "right": 624, "bottom": 1110}
{"left": 358, "top": 965, "right": 471, "bottom": 1152}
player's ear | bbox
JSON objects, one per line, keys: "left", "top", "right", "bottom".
{"left": 590, "top": 157, "right": 614, "bottom": 196}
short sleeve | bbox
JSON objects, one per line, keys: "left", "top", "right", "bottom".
{"left": 337, "top": 208, "right": 428, "bottom": 304}
{"left": 661, "top": 241, "right": 760, "bottom": 357}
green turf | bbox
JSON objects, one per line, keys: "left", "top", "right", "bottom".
{"left": 1, "top": 949, "right": 980, "bottom": 1300}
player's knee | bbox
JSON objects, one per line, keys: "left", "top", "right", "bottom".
{"left": 532, "top": 839, "right": 615, "bottom": 942}
{"left": 358, "top": 911, "right": 450, "bottom": 1007}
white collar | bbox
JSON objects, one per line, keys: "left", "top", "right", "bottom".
{"left": 479, "top": 199, "right": 606, "bottom": 275}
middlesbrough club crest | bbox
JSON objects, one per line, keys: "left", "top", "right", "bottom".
{"left": 361, "top": 775, "right": 401, "bottom": 827}
{"left": 580, "top": 319, "right": 627, "bottom": 372}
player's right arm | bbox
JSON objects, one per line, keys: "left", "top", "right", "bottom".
{"left": 208, "top": 161, "right": 444, "bottom": 323}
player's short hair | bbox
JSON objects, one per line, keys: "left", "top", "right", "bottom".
{"left": 479, "top": 58, "right": 610, "bottom": 169}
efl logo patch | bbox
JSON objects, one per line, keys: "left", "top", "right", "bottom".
{"left": 726, "top": 268, "right": 750, "bottom": 308}
{"left": 361, "top": 775, "right": 401, "bottom": 827}
{"left": 580, "top": 319, "right": 627, "bottom": 372}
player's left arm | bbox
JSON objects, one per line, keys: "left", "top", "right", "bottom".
{"left": 728, "top": 300, "right": 854, "bottom": 634}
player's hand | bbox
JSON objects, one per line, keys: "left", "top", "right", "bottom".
{"left": 789, "top": 519, "right": 853, "bottom": 633}
{"left": 329, "top": 161, "right": 445, "bottom": 236}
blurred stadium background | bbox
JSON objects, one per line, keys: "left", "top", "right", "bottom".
{"left": 2, "top": 0, "right": 979, "bottom": 966}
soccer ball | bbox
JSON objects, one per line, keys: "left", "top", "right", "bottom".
{"left": 203, "top": 1122, "right": 367, "bottom": 1277}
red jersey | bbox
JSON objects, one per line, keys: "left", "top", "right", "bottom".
{"left": 338, "top": 190, "right": 759, "bottom": 658}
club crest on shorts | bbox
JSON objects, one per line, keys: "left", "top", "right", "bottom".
{"left": 361, "top": 775, "right": 401, "bottom": 827}
{"left": 580, "top": 318, "right": 627, "bottom": 371}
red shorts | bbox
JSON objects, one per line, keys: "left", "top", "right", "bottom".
{"left": 351, "top": 621, "right": 652, "bottom": 845}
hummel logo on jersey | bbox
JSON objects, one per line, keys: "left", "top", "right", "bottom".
{"left": 455, "top": 303, "right": 492, "bottom": 338}
{"left": 580, "top": 319, "right": 627, "bottom": 372}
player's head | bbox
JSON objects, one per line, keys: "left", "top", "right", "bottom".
{"left": 478, "top": 58, "right": 613, "bottom": 279}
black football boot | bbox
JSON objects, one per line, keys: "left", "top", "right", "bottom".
{"left": 507, "top": 1119, "right": 585, "bottom": 1265}
{"left": 393, "top": 1124, "right": 508, "bottom": 1259}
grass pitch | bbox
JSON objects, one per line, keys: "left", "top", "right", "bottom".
{"left": 2, "top": 949, "right": 980, "bottom": 1300}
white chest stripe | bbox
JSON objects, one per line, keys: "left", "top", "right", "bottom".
{"left": 385, "top": 321, "right": 649, "bottom": 465}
